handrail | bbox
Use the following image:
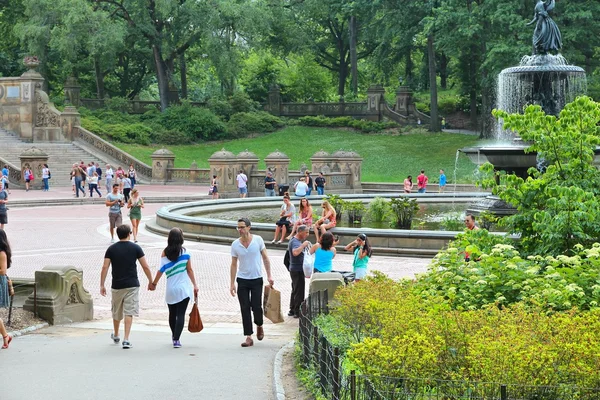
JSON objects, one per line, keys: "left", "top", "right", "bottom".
{"left": 74, "top": 127, "right": 152, "bottom": 179}
{"left": 0, "top": 155, "right": 22, "bottom": 185}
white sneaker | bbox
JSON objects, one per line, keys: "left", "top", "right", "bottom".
{"left": 122, "top": 341, "right": 132, "bottom": 349}
{"left": 111, "top": 333, "right": 120, "bottom": 344}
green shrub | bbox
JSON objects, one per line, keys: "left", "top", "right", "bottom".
{"left": 151, "top": 130, "right": 192, "bottom": 145}
{"left": 229, "top": 91, "right": 259, "bottom": 114}
{"left": 103, "top": 96, "right": 132, "bottom": 113}
{"left": 207, "top": 97, "right": 234, "bottom": 120}
{"left": 389, "top": 197, "right": 419, "bottom": 229}
{"left": 367, "top": 197, "right": 389, "bottom": 222}
{"left": 438, "top": 95, "right": 461, "bottom": 114}
{"left": 415, "top": 101, "right": 430, "bottom": 114}
{"left": 104, "top": 123, "right": 152, "bottom": 145}
{"left": 323, "top": 276, "right": 600, "bottom": 388}
{"left": 296, "top": 116, "right": 397, "bottom": 133}
{"left": 156, "top": 101, "right": 226, "bottom": 141}
{"left": 226, "top": 111, "right": 284, "bottom": 138}
{"left": 439, "top": 215, "right": 464, "bottom": 231}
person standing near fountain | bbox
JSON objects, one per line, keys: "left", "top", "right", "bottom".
{"left": 417, "top": 170, "right": 428, "bottom": 193}
{"left": 527, "top": 0, "right": 562, "bottom": 55}
{"left": 439, "top": 170, "right": 447, "bottom": 193}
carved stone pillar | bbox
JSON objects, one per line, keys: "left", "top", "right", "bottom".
{"left": 19, "top": 147, "right": 48, "bottom": 189}
{"left": 237, "top": 150, "right": 260, "bottom": 193}
{"left": 24, "top": 266, "right": 93, "bottom": 325}
{"left": 310, "top": 150, "right": 332, "bottom": 175}
{"left": 396, "top": 86, "right": 413, "bottom": 115}
{"left": 345, "top": 151, "right": 363, "bottom": 192}
{"left": 264, "top": 150, "right": 290, "bottom": 189}
{"left": 267, "top": 84, "right": 282, "bottom": 116}
{"left": 151, "top": 148, "right": 175, "bottom": 184}
{"left": 61, "top": 106, "right": 80, "bottom": 141}
{"left": 366, "top": 84, "right": 386, "bottom": 120}
{"left": 208, "top": 149, "right": 238, "bottom": 196}
{"left": 64, "top": 76, "right": 81, "bottom": 107}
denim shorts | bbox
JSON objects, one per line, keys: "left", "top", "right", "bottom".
{"left": 239, "top": 187, "right": 248, "bottom": 194}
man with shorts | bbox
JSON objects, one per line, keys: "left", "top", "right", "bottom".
{"left": 264, "top": 171, "right": 276, "bottom": 197}
{"left": 230, "top": 217, "right": 274, "bottom": 347}
{"left": 0, "top": 184, "right": 7, "bottom": 229}
{"left": 106, "top": 184, "right": 124, "bottom": 243}
{"left": 100, "top": 224, "right": 153, "bottom": 349}
{"left": 237, "top": 170, "right": 248, "bottom": 198}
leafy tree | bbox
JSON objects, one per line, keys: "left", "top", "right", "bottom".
{"left": 482, "top": 97, "right": 600, "bottom": 256}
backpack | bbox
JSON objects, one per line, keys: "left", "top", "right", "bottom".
{"left": 283, "top": 249, "right": 290, "bottom": 271}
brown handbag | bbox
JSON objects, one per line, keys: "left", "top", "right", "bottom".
{"left": 188, "top": 294, "right": 203, "bottom": 333}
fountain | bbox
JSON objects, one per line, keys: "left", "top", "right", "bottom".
{"left": 464, "top": 0, "right": 587, "bottom": 214}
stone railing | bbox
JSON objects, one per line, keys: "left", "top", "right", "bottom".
{"left": 75, "top": 127, "right": 153, "bottom": 179}
{"left": 167, "top": 167, "right": 211, "bottom": 184}
{"left": 0, "top": 155, "right": 22, "bottom": 184}
{"left": 80, "top": 98, "right": 207, "bottom": 114}
{"left": 280, "top": 102, "right": 370, "bottom": 117}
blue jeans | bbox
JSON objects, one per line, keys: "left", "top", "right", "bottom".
{"left": 43, "top": 178, "right": 49, "bottom": 191}
{"left": 417, "top": 188, "right": 426, "bottom": 193}
{"left": 265, "top": 188, "right": 276, "bottom": 197}
{"left": 75, "top": 177, "right": 85, "bottom": 197}
{"left": 316, "top": 187, "right": 324, "bottom": 195}
{"left": 306, "top": 188, "right": 312, "bottom": 196}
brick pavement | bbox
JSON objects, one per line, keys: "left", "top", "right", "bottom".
{"left": 4, "top": 186, "right": 432, "bottom": 326}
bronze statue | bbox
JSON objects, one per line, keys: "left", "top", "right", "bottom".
{"left": 527, "top": 0, "right": 562, "bottom": 55}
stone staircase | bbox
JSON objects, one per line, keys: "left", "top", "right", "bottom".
{"left": 0, "top": 129, "right": 116, "bottom": 187}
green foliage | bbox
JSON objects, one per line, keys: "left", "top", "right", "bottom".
{"left": 367, "top": 197, "right": 389, "bottom": 223}
{"left": 155, "top": 102, "right": 226, "bottom": 141}
{"left": 478, "top": 211, "right": 499, "bottom": 231}
{"left": 439, "top": 216, "right": 464, "bottom": 231}
{"left": 342, "top": 200, "right": 367, "bottom": 224}
{"left": 325, "top": 194, "right": 345, "bottom": 219}
{"left": 151, "top": 130, "right": 192, "bottom": 145}
{"left": 485, "top": 97, "right": 600, "bottom": 256}
{"left": 324, "top": 275, "right": 600, "bottom": 388}
{"left": 207, "top": 97, "right": 234, "bottom": 120}
{"left": 296, "top": 116, "right": 398, "bottom": 133}
{"left": 103, "top": 97, "right": 132, "bottom": 113}
{"left": 228, "top": 91, "right": 259, "bottom": 114}
{"left": 226, "top": 111, "right": 284, "bottom": 138}
{"left": 389, "top": 197, "right": 419, "bottom": 229}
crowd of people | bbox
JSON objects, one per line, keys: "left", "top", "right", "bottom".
{"left": 70, "top": 162, "right": 138, "bottom": 200}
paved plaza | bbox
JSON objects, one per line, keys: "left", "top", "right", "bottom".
{"left": 2, "top": 185, "right": 431, "bottom": 399}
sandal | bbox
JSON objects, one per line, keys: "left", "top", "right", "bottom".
{"left": 2, "top": 335, "right": 12, "bottom": 349}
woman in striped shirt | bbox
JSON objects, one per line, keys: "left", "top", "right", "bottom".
{"left": 150, "top": 228, "right": 199, "bottom": 348}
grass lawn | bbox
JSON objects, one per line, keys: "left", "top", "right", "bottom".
{"left": 115, "top": 126, "right": 483, "bottom": 183}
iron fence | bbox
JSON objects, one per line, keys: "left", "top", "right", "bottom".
{"left": 298, "top": 291, "right": 600, "bottom": 400}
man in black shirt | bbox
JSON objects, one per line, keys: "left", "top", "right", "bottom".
{"left": 287, "top": 225, "right": 311, "bottom": 318}
{"left": 305, "top": 171, "right": 313, "bottom": 196}
{"left": 264, "top": 171, "right": 277, "bottom": 196}
{"left": 100, "top": 224, "right": 153, "bottom": 349}
{"left": 315, "top": 172, "right": 326, "bottom": 195}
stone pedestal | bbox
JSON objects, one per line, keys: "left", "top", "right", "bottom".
{"left": 267, "top": 84, "right": 282, "bottom": 115}
{"left": 395, "top": 86, "right": 413, "bottom": 114}
{"left": 208, "top": 149, "right": 238, "bottom": 195}
{"left": 61, "top": 106, "right": 81, "bottom": 141}
{"left": 19, "top": 147, "right": 48, "bottom": 189}
{"left": 310, "top": 150, "right": 331, "bottom": 175}
{"left": 308, "top": 273, "right": 345, "bottom": 302}
{"left": 264, "top": 150, "right": 290, "bottom": 190}
{"left": 151, "top": 148, "right": 175, "bottom": 184}
{"left": 366, "top": 84, "right": 386, "bottom": 120}
{"left": 24, "top": 266, "right": 93, "bottom": 325}
{"left": 344, "top": 151, "right": 363, "bottom": 192}
{"left": 64, "top": 76, "right": 81, "bottom": 107}
{"left": 237, "top": 149, "right": 260, "bottom": 192}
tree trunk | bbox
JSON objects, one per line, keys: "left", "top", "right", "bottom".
{"left": 405, "top": 48, "right": 413, "bottom": 85}
{"left": 349, "top": 16, "right": 358, "bottom": 96}
{"left": 180, "top": 53, "right": 188, "bottom": 99}
{"left": 427, "top": 34, "right": 440, "bottom": 132}
{"left": 94, "top": 56, "right": 105, "bottom": 99}
{"left": 153, "top": 45, "right": 170, "bottom": 111}
{"left": 439, "top": 53, "right": 448, "bottom": 89}
{"left": 469, "top": 58, "right": 478, "bottom": 130}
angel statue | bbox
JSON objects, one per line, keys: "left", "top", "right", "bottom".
{"left": 527, "top": 0, "right": 562, "bottom": 55}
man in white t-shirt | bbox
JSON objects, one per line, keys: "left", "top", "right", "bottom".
{"left": 236, "top": 170, "right": 248, "bottom": 198}
{"left": 230, "top": 217, "right": 274, "bottom": 348}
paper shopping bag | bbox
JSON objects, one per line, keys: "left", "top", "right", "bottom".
{"left": 264, "top": 285, "right": 284, "bottom": 324}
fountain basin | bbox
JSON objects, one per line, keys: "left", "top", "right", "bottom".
{"left": 146, "top": 193, "right": 493, "bottom": 257}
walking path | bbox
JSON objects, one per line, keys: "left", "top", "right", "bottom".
{"left": 1, "top": 185, "right": 432, "bottom": 399}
